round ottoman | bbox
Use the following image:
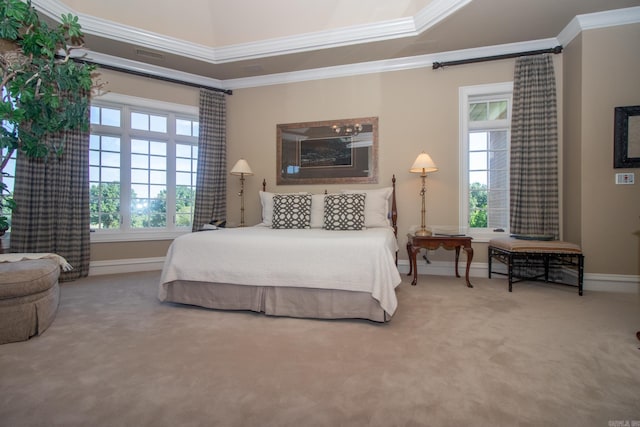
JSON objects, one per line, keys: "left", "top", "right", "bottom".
{"left": 0, "top": 259, "right": 60, "bottom": 345}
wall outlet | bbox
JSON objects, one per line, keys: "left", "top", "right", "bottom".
{"left": 615, "top": 173, "right": 634, "bottom": 185}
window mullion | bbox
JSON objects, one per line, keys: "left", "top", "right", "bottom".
{"left": 166, "top": 112, "right": 177, "bottom": 229}
{"left": 120, "top": 105, "right": 132, "bottom": 231}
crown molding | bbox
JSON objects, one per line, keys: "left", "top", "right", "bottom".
{"left": 32, "top": 0, "right": 217, "bottom": 63}
{"left": 32, "top": 0, "right": 471, "bottom": 64}
{"left": 214, "top": 18, "right": 416, "bottom": 63}
{"left": 577, "top": 5, "right": 640, "bottom": 30}
{"left": 557, "top": 6, "right": 640, "bottom": 46}
{"left": 75, "top": 50, "right": 230, "bottom": 91}
{"left": 224, "top": 38, "right": 559, "bottom": 90}
{"left": 78, "top": 38, "right": 560, "bottom": 92}
{"left": 414, "top": 0, "right": 473, "bottom": 32}
{"left": 90, "top": 41, "right": 538, "bottom": 93}
{"left": 556, "top": 16, "right": 583, "bottom": 47}
{"left": 33, "top": 1, "right": 640, "bottom": 91}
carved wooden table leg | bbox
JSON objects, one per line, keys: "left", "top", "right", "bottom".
{"left": 463, "top": 245, "right": 474, "bottom": 288}
{"left": 407, "top": 240, "right": 420, "bottom": 286}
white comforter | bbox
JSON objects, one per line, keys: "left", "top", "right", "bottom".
{"left": 159, "top": 226, "right": 402, "bottom": 315}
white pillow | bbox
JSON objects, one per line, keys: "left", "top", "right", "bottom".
{"left": 259, "top": 191, "right": 274, "bottom": 226}
{"left": 259, "top": 191, "right": 309, "bottom": 226}
{"left": 310, "top": 194, "right": 327, "bottom": 228}
{"left": 341, "top": 187, "right": 393, "bottom": 228}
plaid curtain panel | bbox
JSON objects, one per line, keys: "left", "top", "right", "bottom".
{"left": 11, "top": 95, "right": 91, "bottom": 281}
{"left": 192, "top": 90, "right": 227, "bottom": 231}
{"left": 510, "top": 54, "right": 559, "bottom": 239}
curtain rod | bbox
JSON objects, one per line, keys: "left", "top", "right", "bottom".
{"left": 432, "top": 45, "right": 563, "bottom": 70}
{"left": 71, "top": 57, "right": 233, "bottom": 95}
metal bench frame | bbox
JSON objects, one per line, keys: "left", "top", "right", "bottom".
{"left": 488, "top": 245, "right": 584, "bottom": 295}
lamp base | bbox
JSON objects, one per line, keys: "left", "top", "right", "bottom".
{"left": 414, "top": 228, "right": 432, "bottom": 237}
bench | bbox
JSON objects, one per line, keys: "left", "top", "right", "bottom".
{"left": 488, "top": 237, "right": 584, "bottom": 295}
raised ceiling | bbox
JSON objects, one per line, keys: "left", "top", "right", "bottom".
{"left": 33, "top": 0, "right": 640, "bottom": 89}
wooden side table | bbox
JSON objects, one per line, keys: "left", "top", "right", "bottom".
{"left": 406, "top": 234, "right": 473, "bottom": 287}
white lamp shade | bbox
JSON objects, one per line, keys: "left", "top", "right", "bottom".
{"left": 230, "top": 158, "right": 254, "bottom": 176}
{"left": 410, "top": 152, "right": 438, "bottom": 174}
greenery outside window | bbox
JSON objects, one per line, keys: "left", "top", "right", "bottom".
{"left": 459, "top": 82, "right": 512, "bottom": 241}
{"left": 90, "top": 93, "right": 198, "bottom": 242}
{"left": 0, "top": 147, "right": 15, "bottom": 233}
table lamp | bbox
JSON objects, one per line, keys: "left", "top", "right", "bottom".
{"left": 230, "top": 158, "right": 253, "bottom": 227}
{"left": 410, "top": 152, "right": 438, "bottom": 236}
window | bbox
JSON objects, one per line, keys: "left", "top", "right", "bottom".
{"left": 459, "top": 83, "right": 512, "bottom": 240}
{"left": 90, "top": 94, "right": 199, "bottom": 242}
{"left": 0, "top": 147, "right": 16, "bottom": 230}
{"left": 1, "top": 86, "right": 16, "bottom": 233}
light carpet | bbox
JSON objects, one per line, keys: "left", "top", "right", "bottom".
{"left": 0, "top": 271, "right": 638, "bottom": 427}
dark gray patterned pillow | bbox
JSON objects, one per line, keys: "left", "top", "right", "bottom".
{"left": 323, "top": 193, "right": 366, "bottom": 230}
{"left": 272, "top": 194, "right": 312, "bottom": 229}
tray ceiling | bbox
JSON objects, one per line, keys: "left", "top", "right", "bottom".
{"left": 33, "top": 0, "right": 640, "bottom": 87}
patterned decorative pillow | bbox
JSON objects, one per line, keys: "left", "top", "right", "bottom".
{"left": 271, "top": 194, "right": 312, "bottom": 229}
{"left": 323, "top": 193, "right": 366, "bottom": 231}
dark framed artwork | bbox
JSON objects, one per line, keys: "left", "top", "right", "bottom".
{"left": 299, "top": 137, "right": 353, "bottom": 168}
{"left": 614, "top": 105, "right": 640, "bottom": 168}
{"left": 277, "top": 117, "right": 378, "bottom": 185}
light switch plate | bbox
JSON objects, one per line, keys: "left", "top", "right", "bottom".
{"left": 615, "top": 173, "right": 634, "bottom": 184}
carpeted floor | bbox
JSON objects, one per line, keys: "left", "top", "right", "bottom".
{"left": 0, "top": 271, "right": 639, "bottom": 427}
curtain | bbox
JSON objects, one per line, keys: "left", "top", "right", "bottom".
{"left": 192, "top": 89, "right": 227, "bottom": 231}
{"left": 510, "top": 54, "right": 559, "bottom": 239}
{"left": 10, "top": 109, "right": 90, "bottom": 281}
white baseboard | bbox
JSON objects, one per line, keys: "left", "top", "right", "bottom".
{"left": 89, "top": 257, "right": 165, "bottom": 276}
{"left": 397, "top": 259, "right": 640, "bottom": 294}
{"left": 89, "top": 256, "right": 639, "bottom": 294}
{"left": 578, "top": 273, "right": 640, "bottom": 293}
{"left": 397, "top": 259, "right": 487, "bottom": 280}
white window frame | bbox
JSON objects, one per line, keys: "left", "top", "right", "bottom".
{"left": 90, "top": 93, "right": 198, "bottom": 243}
{"left": 459, "top": 82, "right": 513, "bottom": 242}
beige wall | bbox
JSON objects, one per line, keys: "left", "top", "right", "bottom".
{"left": 97, "top": 69, "right": 200, "bottom": 106}
{"left": 226, "top": 60, "right": 535, "bottom": 264}
{"left": 93, "top": 23, "right": 639, "bottom": 277}
{"left": 97, "top": 60, "right": 522, "bottom": 264}
{"left": 562, "top": 34, "right": 583, "bottom": 247}
{"left": 565, "top": 23, "right": 640, "bottom": 275}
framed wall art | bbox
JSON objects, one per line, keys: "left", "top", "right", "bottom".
{"left": 614, "top": 105, "right": 640, "bottom": 168}
{"left": 277, "top": 117, "right": 378, "bottom": 185}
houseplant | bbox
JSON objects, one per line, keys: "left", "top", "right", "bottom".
{"left": 0, "top": 0, "right": 97, "bottom": 233}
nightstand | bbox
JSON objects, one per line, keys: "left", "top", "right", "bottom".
{"left": 406, "top": 233, "right": 473, "bottom": 287}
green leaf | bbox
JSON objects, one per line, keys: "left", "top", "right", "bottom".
{"left": 0, "top": 216, "right": 9, "bottom": 231}
{"left": 1, "top": 0, "right": 98, "bottom": 217}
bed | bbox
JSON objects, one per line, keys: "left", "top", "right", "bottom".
{"left": 158, "top": 177, "right": 401, "bottom": 322}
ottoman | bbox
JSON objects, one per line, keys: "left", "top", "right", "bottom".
{"left": 0, "top": 259, "right": 61, "bottom": 344}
